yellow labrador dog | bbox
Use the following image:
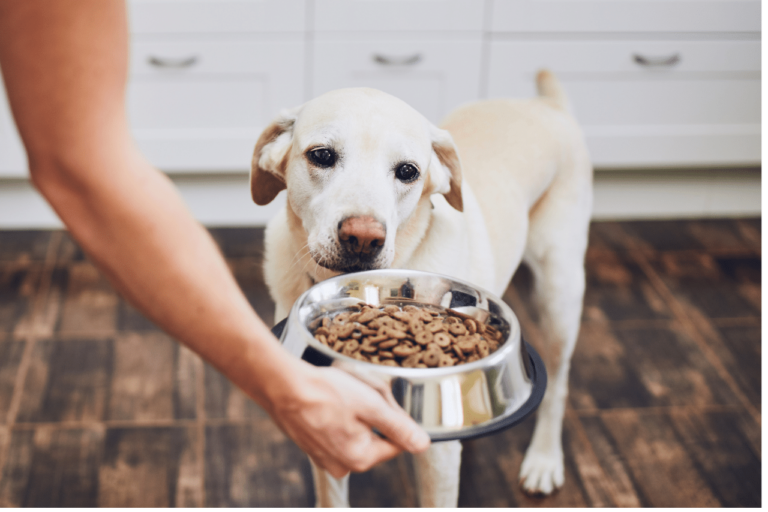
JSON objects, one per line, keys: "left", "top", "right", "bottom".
{"left": 250, "top": 70, "right": 592, "bottom": 507}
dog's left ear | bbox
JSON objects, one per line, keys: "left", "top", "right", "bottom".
{"left": 250, "top": 105, "right": 302, "bottom": 205}
{"left": 428, "top": 125, "right": 464, "bottom": 212}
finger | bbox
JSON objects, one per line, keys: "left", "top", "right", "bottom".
{"left": 357, "top": 397, "right": 430, "bottom": 453}
{"left": 359, "top": 436, "right": 403, "bottom": 469}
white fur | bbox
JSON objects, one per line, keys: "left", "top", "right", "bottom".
{"left": 253, "top": 72, "right": 592, "bottom": 505}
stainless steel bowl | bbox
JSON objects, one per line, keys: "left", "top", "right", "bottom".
{"left": 274, "top": 269, "right": 546, "bottom": 441}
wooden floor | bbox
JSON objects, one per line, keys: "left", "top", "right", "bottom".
{"left": 0, "top": 219, "right": 761, "bottom": 507}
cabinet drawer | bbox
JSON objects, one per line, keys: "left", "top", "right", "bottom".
{"left": 128, "top": 40, "right": 304, "bottom": 172}
{"left": 128, "top": 0, "right": 305, "bottom": 34}
{"left": 488, "top": 40, "right": 760, "bottom": 78}
{"left": 490, "top": 0, "right": 761, "bottom": 33}
{"left": 487, "top": 41, "right": 760, "bottom": 167}
{"left": 312, "top": 39, "right": 483, "bottom": 123}
{"left": 314, "top": 0, "right": 484, "bottom": 31}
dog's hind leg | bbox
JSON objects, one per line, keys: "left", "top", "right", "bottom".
{"left": 310, "top": 460, "right": 350, "bottom": 507}
{"left": 412, "top": 440, "right": 462, "bottom": 507}
{"left": 518, "top": 169, "right": 591, "bottom": 496}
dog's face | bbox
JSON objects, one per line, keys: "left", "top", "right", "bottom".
{"left": 251, "top": 88, "right": 463, "bottom": 274}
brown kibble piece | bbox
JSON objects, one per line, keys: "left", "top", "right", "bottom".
{"left": 333, "top": 312, "right": 350, "bottom": 325}
{"left": 423, "top": 350, "right": 441, "bottom": 367}
{"left": 392, "top": 344, "right": 420, "bottom": 357}
{"left": 379, "top": 338, "right": 399, "bottom": 349}
{"left": 381, "top": 359, "right": 398, "bottom": 367}
{"left": 333, "top": 340, "right": 344, "bottom": 352}
{"left": 464, "top": 318, "right": 477, "bottom": 334}
{"left": 414, "top": 330, "right": 433, "bottom": 345}
{"left": 478, "top": 339, "right": 490, "bottom": 358}
{"left": 322, "top": 316, "right": 331, "bottom": 328}
{"left": 426, "top": 321, "right": 445, "bottom": 333}
{"left": 383, "top": 305, "right": 400, "bottom": 315}
{"left": 445, "top": 316, "right": 461, "bottom": 325}
{"left": 315, "top": 326, "right": 330, "bottom": 336}
{"left": 448, "top": 323, "right": 467, "bottom": 336}
{"left": 457, "top": 339, "right": 475, "bottom": 354}
{"left": 379, "top": 350, "right": 394, "bottom": 359}
{"left": 403, "top": 305, "right": 421, "bottom": 314}
{"left": 438, "top": 355, "right": 454, "bottom": 367}
{"left": 434, "top": 332, "right": 452, "bottom": 348}
{"left": 315, "top": 334, "right": 327, "bottom": 345}
{"left": 402, "top": 353, "right": 422, "bottom": 367}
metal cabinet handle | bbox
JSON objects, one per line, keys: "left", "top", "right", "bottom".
{"left": 372, "top": 53, "right": 422, "bottom": 66}
{"left": 148, "top": 55, "right": 199, "bottom": 68}
{"left": 633, "top": 53, "right": 680, "bottom": 67}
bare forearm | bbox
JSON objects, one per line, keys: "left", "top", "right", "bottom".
{"left": 35, "top": 140, "right": 297, "bottom": 409}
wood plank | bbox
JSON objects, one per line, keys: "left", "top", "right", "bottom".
{"left": 107, "top": 333, "right": 176, "bottom": 422}
{"left": 0, "top": 341, "right": 25, "bottom": 424}
{"left": 0, "top": 429, "right": 35, "bottom": 506}
{"left": 568, "top": 322, "right": 656, "bottom": 410}
{"left": 208, "top": 227, "right": 265, "bottom": 259}
{"left": 0, "top": 427, "right": 103, "bottom": 507}
{"left": 0, "top": 265, "right": 43, "bottom": 336}
{"left": 16, "top": 339, "right": 112, "bottom": 423}
{"left": 54, "top": 232, "right": 87, "bottom": 264}
{"left": 57, "top": 262, "right": 118, "bottom": 336}
{"left": 577, "top": 414, "right": 643, "bottom": 507}
{"left": 0, "top": 231, "right": 51, "bottom": 264}
{"left": 116, "top": 299, "right": 161, "bottom": 331}
{"left": 205, "top": 424, "right": 312, "bottom": 507}
{"left": 98, "top": 426, "right": 201, "bottom": 507}
{"left": 649, "top": 251, "right": 760, "bottom": 319}
{"left": 229, "top": 259, "right": 276, "bottom": 327}
{"left": 667, "top": 409, "right": 761, "bottom": 507}
{"left": 349, "top": 454, "right": 417, "bottom": 507}
{"left": 597, "top": 410, "right": 720, "bottom": 507}
{"left": 459, "top": 415, "right": 589, "bottom": 507}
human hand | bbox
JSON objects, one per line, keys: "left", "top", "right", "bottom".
{"left": 265, "top": 361, "right": 431, "bottom": 478}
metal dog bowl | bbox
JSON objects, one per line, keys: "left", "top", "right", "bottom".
{"left": 272, "top": 269, "right": 546, "bottom": 441}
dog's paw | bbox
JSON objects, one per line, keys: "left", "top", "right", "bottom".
{"left": 518, "top": 449, "right": 565, "bottom": 496}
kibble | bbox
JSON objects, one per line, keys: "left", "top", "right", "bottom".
{"left": 311, "top": 303, "right": 504, "bottom": 368}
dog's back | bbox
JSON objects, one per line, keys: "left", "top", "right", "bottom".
{"left": 440, "top": 71, "right": 592, "bottom": 292}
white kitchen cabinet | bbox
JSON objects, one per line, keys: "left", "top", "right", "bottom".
{"left": 312, "top": 38, "right": 483, "bottom": 124}
{"left": 490, "top": 0, "right": 760, "bottom": 33}
{"left": 314, "top": 0, "right": 484, "bottom": 31}
{"left": 487, "top": 39, "right": 760, "bottom": 167}
{"left": 128, "top": 40, "right": 304, "bottom": 171}
{"left": 0, "top": 0, "right": 760, "bottom": 179}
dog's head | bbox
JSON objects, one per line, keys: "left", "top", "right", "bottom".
{"left": 250, "top": 88, "right": 463, "bottom": 273}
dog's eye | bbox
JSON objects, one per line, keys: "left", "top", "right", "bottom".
{"left": 395, "top": 163, "right": 420, "bottom": 183}
{"left": 307, "top": 147, "right": 337, "bottom": 168}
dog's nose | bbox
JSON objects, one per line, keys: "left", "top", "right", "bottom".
{"left": 338, "top": 216, "right": 386, "bottom": 256}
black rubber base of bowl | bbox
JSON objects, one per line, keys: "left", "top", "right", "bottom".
{"left": 271, "top": 318, "right": 547, "bottom": 441}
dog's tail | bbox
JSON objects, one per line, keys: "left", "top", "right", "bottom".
{"left": 536, "top": 69, "right": 571, "bottom": 113}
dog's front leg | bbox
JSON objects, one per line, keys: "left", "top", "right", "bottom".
{"left": 310, "top": 459, "right": 350, "bottom": 507}
{"left": 413, "top": 440, "right": 462, "bottom": 507}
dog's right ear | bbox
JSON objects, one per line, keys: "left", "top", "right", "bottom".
{"left": 250, "top": 105, "right": 302, "bottom": 205}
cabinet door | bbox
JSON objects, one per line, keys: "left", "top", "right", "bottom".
{"left": 312, "top": 38, "right": 483, "bottom": 124}
{"left": 490, "top": 0, "right": 761, "bottom": 32}
{"left": 487, "top": 40, "right": 761, "bottom": 167}
{"left": 128, "top": 0, "right": 305, "bottom": 34}
{"left": 314, "top": 0, "right": 484, "bottom": 31}
{"left": 128, "top": 40, "right": 304, "bottom": 172}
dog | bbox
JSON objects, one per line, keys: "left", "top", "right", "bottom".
{"left": 249, "top": 70, "right": 592, "bottom": 507}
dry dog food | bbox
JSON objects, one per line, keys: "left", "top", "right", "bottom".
{"left": 310, "top": 303, "right": 504, "bottom": 368}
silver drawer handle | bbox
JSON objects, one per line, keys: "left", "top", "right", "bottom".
{"left": 372, "top": 53, "right": 422, "bottom": 66}
{"left": 148, "top": 55, "right": 199, "bottom": 68}
{"left": 633, "top": 53, "right": 680, "bottom": 67}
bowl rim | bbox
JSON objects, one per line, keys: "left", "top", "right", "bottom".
{"left": 286, "top": 268, "right": 525, "bottom": 378}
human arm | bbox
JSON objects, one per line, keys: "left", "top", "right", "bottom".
{"left": 0, "top": 0, "right": 429, "bottom": 477}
